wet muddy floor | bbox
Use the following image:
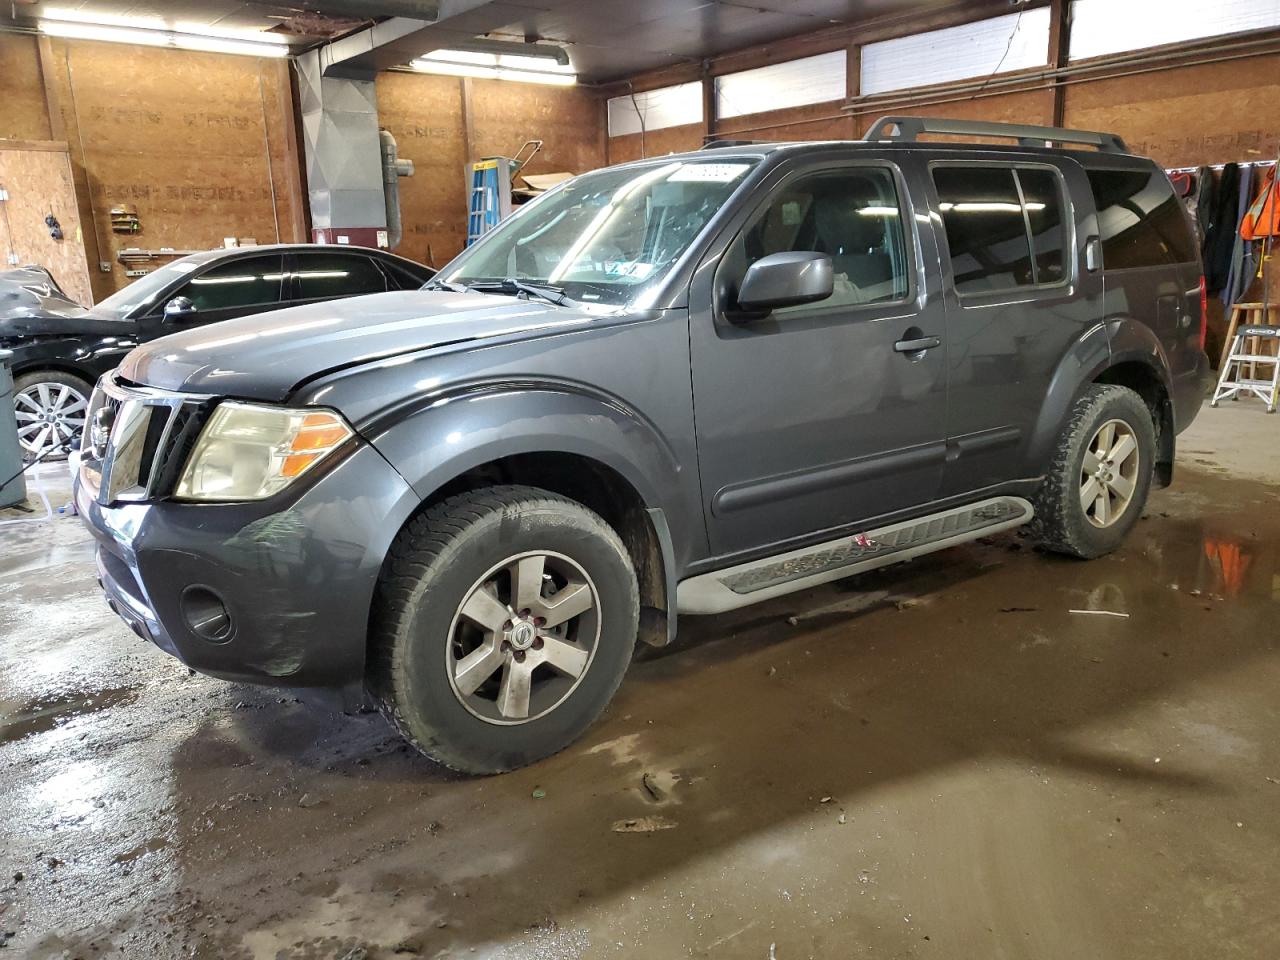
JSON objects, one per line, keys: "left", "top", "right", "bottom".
{"left": 1, "top": 406, "right": 1278, "bottom": 959}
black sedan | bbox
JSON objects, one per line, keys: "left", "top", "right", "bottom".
{"left": 0, "top": 244, "right": 435, "bottom": 458}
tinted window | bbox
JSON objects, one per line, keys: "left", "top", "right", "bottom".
{"left": 1018, "top": 168, "right": 1068, "bottom": 284}
{"left": 294, "top": 252, "right": 388, "bottom": 300}
{"left": 933, "top": 166, "right": 1034, "bottom": 293}
{"left": 738, "top": 167, "right": 909, "bottom": 309}
{"left": 1087, "top": 168, "right": 1197, "bottom": 269}
{"left": 176, "top": 254, "right": 285, "bottom": 312}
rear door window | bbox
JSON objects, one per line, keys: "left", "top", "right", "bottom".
{"left": 176, "top": 254, "right": 286, "bottom": 312}
{"left": 293, "top": 252, "right": 389, "bottom": 300}
{"left": 932, "top": 164, "right": 1069, "bottom": 294}
{"left": 1087, "top": 168, "right": 1197, "bottom": 268}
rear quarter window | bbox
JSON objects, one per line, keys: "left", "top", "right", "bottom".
{"left": 1087, "top": 168, "right": 1197, "bottom": 269}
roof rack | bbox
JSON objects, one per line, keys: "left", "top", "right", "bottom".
{"left": 863, "top": 116, "right": 1129, "bottom": 154}
{"left": 700, "top": 139, "right": 763, "bottom": 150}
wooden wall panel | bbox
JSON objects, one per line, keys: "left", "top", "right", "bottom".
{"left": 0, "top": 143, "right": 93, "bottom": 305}
{"left": 43, "top": 39, "right": 305, "bottom": 300}
{"left": 1063, "top": 54, "right": 1280, "bottom": 167}
{"left": 0, "top": 35, "right": 53, "bottom": 141}
{"left": 716, "top": 100, "right": 854, "bottom": 142}
{"left": 606, "top": 123, "right": 704, "bottom": 164}
{"left": 378, "top": 72, "right": 607, "bottom": 267}
{"left": 375, "top": 71, "right": 468, "bottom": 269}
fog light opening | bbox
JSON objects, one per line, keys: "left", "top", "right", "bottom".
{"left": 181, "top": 586, "right": 234, "bottom": 644}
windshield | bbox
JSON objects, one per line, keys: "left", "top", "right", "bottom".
{"left": 91, "top": 258, "right": 201, "bottom": 318}
{"left": 443, "top": 158, "right": 760, "bottom": 306}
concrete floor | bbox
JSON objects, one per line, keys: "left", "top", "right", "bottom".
{"left": 2, "top": 401, "right": 1278, "bottom": 960}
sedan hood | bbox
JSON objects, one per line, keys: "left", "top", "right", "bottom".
{"left": 0, "top": 266, "right": 125, "bottom": 338}
{"left": 119, "top": 290, "right": 600, "bottom": 401}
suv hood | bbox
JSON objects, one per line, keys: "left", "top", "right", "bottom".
{"left": 119, "top": 290, "right": 600, "bottom": 401}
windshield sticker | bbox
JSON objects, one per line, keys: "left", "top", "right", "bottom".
{"left": 604, "top": 261, "right": 656, "bottom": 280}
{"left": 668, "top": 163, "right": 752, "bottom": 183}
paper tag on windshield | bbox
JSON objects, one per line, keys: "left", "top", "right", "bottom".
{"left": 668, "top": 163, "right": 752, "bottom": 183}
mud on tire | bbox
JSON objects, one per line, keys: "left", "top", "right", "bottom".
{"left": 369, "top": 485, "right": 639, "bottom": 774}
{"left": 1031, "top": 384, "right": 1157, "bottom": 560}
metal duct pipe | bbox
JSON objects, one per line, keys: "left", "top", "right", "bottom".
{"left": 302, "top": 1, "right": 439, "bottom": 21}
{"left": 380, "top": 129, "right": 414, "bottom": 251}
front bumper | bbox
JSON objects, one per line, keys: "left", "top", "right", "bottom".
{"left": 76, "top": 441, "right": 419, "bottom": 688}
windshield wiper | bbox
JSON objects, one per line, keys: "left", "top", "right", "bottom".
{"left": 466, "top": 277, "right": 574, "bottom": 306}
{"left": 423, "top": 278, "right": 472, "bottom": 293}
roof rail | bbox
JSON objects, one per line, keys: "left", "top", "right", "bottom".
{"left": 863, "top": 116, "right": 1129, "bottom": 154}
{"left": 700, "top": 139, "right": 763, "bottom": 150}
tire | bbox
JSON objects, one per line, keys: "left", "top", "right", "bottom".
{"left": 369, "top": 485, "right": 640, "bottom": 774}
{"left": 12, "top": 370, "right": 93, "bottom": 461}
{"left": 1032, "top": 384, "right": 1156, "bottom": 559}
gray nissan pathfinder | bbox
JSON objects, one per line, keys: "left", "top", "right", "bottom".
{"left": 75, "top": 117, "right": 1211, "bottom": 773}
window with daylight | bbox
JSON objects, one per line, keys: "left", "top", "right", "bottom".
{"left": 1070, "top": 0, "right": 1280, "bottom": 61}
{"left": 859, "top": 8, "right": 1051, "bottom": 96}
{"left": 606, "top": 82, "right": 703, "bottom": 137}
{"left": 715, "top": 51, "right": 847, "bottom": 120}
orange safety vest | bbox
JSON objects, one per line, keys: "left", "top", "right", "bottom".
{"left": 1241, "top": 166, "right": 1280, "bottom": 240}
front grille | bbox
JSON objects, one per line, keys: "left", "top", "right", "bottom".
{"left": 81, "top": 373, "right": 212, "bottom": 504}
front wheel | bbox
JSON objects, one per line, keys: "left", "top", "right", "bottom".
{"left": 13, "top": 370, "right": 93, "bottom": 461}
{"left": 369, "top": 485, "right": 639, "bottom": 774}
{"left": 1032, "top": 384, "right": 1156, "bottom": 559}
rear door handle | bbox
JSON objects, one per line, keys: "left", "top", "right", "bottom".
{"left": 894, "top": 335, "right": 941, "bottom": 354}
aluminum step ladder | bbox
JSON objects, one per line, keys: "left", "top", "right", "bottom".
{"left": 1211, "top": 324, "right": 1280, "bottom": 413}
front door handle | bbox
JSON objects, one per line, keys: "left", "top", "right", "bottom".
{"left": 894, "top": 335, "right": 941, "bottom": 354}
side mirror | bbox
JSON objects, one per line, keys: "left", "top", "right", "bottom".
{"left": 734, "top": 251, "right": 834, "bottom": 318}
{"left": 164, "top": 296, "right": 197, "bottom": 318}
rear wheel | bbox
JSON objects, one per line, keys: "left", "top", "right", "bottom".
{"left": 1032, "top": 384, "right": 1156, "bottom": 559}
{"left": 13, "top": 370, "right": 92, "bottom": 461}
{"left": 370, "top": 485, "right": 639, "bottom": 774}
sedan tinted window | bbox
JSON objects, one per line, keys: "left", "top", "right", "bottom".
{"left": 175, "top": 255, "right": 285, "bottom": 312}
{"left": 293, "top": 252, "right": 389, "bottom": 300}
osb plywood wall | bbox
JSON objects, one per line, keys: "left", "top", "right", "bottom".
{"left": 1, "top": 35, "right": 304, "bottom": 303}
{"left": 1063, "top": 54, "right": 1280, "bottom": 167}
{"left": 0, "top": 142, "right": 93, "bottom": 305}
{"left": 377, "top": 71, "right": 607, "bottom": 268}
{"left": 0, "top": 35, "right": 53, "bottom": 141}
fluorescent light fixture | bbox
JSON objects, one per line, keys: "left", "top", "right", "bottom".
{"left": 40, "top": 10, "right": 289, "bottom": 57}
{"left": 411, "top": 48, "right": 576, "bottom": 85}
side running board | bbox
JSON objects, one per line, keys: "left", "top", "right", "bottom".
{"left": 676, "top": 496, "right": 1034, "bottom": 614}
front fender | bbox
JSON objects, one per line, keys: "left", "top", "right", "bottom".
{"left": 365, "top": 381, "right": 684, "bottom": 512}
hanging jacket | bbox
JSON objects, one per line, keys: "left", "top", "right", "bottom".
{"left": 1223, "top": 164, "right": 1256, "bottom": 307}
{"left": 1193, "top": 166, "right": 1214, "bottom": 247}
{"left": 1204, "top": 163, "right": 1240, "bottom": 293}
{"left": 1241, "top": 165, "right": 1279, "bottom": 240}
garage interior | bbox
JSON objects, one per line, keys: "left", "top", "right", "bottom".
{"left": 2, "top": 0, "right": 1280, "bottom": 957}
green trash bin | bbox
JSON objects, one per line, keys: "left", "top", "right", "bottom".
{"left": 0, "top": 349, "right": 27, "bottom": 508}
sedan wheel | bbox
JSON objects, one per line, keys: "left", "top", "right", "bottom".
{"left": 14, "top": 380, "right": 90, "bottom": 459}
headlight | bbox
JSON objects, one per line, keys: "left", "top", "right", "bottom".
{"left": 174, "top": 402, "right": 354, "bottom": 502}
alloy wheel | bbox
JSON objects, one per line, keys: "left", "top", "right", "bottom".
{"left": 446, "top": 551, "right": 600, "bottom": 725}
{"left": 1079, "top": 418, "right": 1140, "bottom": 528}
{"left": 14, "top": 382, "right": 89, "bottom": 458}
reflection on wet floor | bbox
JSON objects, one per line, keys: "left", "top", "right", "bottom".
{"left": 1, "top": 464, "right": 1278, "bottom": 959}
{"left": 0, "top": 685, "right": 138, "bottom": 746}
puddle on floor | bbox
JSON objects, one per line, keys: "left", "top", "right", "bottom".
{"left": 0, "top": 685, "right": 138, "bottom": 745}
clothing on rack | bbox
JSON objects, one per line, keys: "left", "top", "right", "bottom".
{"left": 1204, "top": 162, "right": 1240, "bottom": 295}
{"left": 1242, "top": 165, "right": 1280, "bottom": 239}
{"left": 1191, "top": 165, "right": 1213, "bottom": 246}
{"left": 1223, "top": 164, "right": 1255, "bottom": 308}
